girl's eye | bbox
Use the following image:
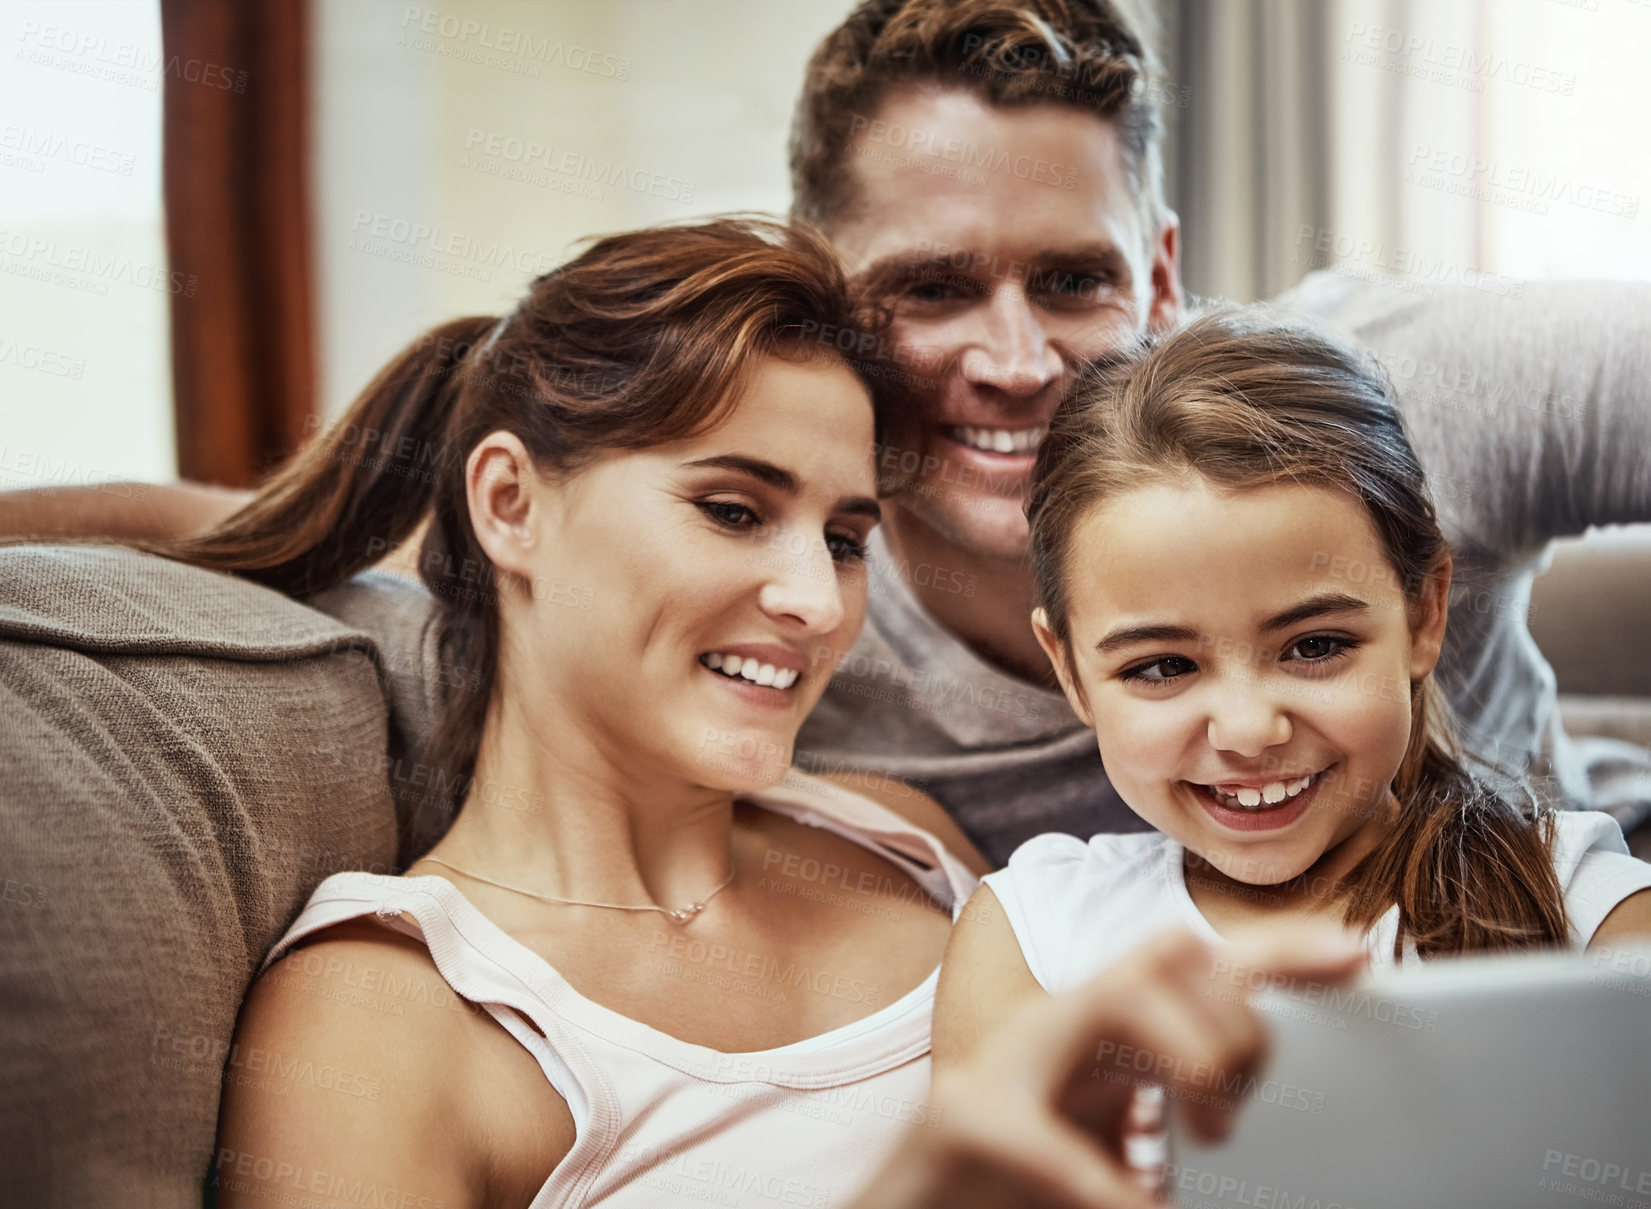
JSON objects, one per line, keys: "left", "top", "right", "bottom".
{"left": 1287, "top": 635, "right": 1355, "bottom": 663}
{"left": 1120, "top": 655, "right": 1197, "bottom": 685}
{"left": 698, "top": 500, "right": 759, "bottom": 529}
{"left": 826, "top": 531, "right": 868, "bottom": 564}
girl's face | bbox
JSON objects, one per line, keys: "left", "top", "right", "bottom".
{"left": 491, "top": 352, "right": 879, "bottom": 791}
{"left": 1037, "top": 475, "right": 1449, "bottom": 886}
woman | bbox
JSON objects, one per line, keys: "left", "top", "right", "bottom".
{"left": 180, "top": 217, "right": 989, "bottom": 1209}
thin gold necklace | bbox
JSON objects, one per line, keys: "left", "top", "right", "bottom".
{"left": 417, "top": 855, "right": 737, "bottom": 924}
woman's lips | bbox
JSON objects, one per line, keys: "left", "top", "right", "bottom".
{"left": 1186, "top": 768, "right": 1330, "bottom": 833}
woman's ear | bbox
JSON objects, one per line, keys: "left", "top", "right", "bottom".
{"left": 1407, "top": 552, "right": 1453, "bottom": 681}
{"left": 466, "top": 431, "right": 545, "bottom": 591}
{"left": 1032, "top": 607, "right": 1095, "bottom": 729}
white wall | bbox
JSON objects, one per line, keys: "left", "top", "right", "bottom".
{"left": 313, "top": 0, "right": 858, "bottom": 418}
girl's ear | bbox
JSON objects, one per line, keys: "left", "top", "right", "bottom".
{"left": 1032, "top": 607, "right": 1095, "bottom": 729}
{"left": 466, "top": 431, "right": 545, "bottom": 592}
{"left": 1407, "top": 552, "right": 1453, "bottom": 681}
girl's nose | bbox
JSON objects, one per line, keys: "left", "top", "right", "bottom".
{"left": 1204, "top": 683, "right": 1293, "bottom": 757}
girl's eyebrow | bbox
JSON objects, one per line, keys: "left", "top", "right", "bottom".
{"left": 1094, "top": 593, "right": 1370, "bottom": 655}
{"left": 681, "top": 454, "right": 881, "bottom": 522}
{"left": 1260, "top": 592, "right": 1369, "bottom": 633}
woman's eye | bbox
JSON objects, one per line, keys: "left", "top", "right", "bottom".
{"left": 1287, "top": 635, "right": 1354, "bottom": 663}
{"left": 1121, "top": 655, "right": 1197, "bottom": 684}
{"left": 698, "top": 500, "right": 759, "bottom": 529}
{"left": 826, "top": 531, "right": 868, "bottom": 564}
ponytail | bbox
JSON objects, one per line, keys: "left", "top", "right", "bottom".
{"left": 153, "top": 315, "right": 497, "bottom": 597}
{"left": 1339, "top": 680, "right": 1570, "bottom": 959}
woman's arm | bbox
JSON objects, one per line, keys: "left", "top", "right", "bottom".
{"left": 215, "top": 921, "right": 573, "bottom": 1209}
{"left": 932, "top": 884, "right": 1044, "bottom": 1068}
{"left": 820, "top": 772, "right": 992, "bottom": 877}
{"left": 0, "top": 481, "right": 249, "bottom": 542}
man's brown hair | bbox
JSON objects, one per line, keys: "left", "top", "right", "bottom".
{"left": 790, "top": 0, "right": 1167, "bottom": 231}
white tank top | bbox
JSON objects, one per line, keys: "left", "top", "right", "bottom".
{"left": 262, "top": 771, "right": 979, "bottom": 1209}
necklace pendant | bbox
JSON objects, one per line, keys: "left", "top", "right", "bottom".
{"left": 669, "top": 903, "right": 702, "bottom": 924}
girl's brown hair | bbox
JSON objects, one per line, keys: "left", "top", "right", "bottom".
{"left": 153, "top": 217, "right": 893, "bottom": 854}
{"left": 1027, "top": 307, "right": 1568, "bottom": 958}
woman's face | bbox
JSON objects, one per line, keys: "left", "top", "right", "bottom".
{"left": 498, "top": 352, "right": 879, "bottom": 791}
{"left": 1039, "top": 476, "right": 1448, "bottom": 887}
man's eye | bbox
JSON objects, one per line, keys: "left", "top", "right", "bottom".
{"left": 1287, "top": 635, "right": 1354, "bottom": 663}
{"left": 906, "top": 280, "right": 956, "bottom": 304}
{"left": 1121, "top": 656, "right": 1197, "bottom": 684}
{"left": 698, "top": 500, "right": 759, "bottom": 529}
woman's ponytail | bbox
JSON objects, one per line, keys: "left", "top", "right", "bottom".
{"left": 153, "top": 315, "right": 497, "bottom": 597}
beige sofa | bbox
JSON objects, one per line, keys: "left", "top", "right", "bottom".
{"left": 1, "top": 528, "right": 1647, "bottom": 1206}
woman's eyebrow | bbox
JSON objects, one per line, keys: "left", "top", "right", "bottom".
{"left": 682, "top": 454, "right": 880, "bottom": 521}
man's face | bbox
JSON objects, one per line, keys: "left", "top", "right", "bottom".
{"left": 831, "top": 86, "right": 1183, "bottom": 561}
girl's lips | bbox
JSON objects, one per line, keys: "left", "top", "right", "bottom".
{"left": 1186, "top": 768, "right": 1330, "bottom": 834}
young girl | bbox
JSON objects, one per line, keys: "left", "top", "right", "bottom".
{"left": 935, "top": 308, "right": 1651, "bottom": 1062}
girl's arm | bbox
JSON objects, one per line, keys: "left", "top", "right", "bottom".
{"left": 855, "top": 925, "right": 1370, "bottom": 1209}
{"left": 215, "top": 920, "right": 574, "bottom": 1209}
{"left": 1588, "top": 887, "right": 1651, "bottom": 948}
{"left": 932, "top": 884, "right": 1044, "bottom": 1068}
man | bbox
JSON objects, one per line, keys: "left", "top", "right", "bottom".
{"left": 784, "top": 0, "right": 1651, "bottom": 862}
{"left": 6, "top": 0, "right": 1647, "bottom": 866}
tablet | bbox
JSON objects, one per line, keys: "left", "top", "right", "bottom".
{"left": 1166, "top": 945, "right": 1651, "bottom": 1209}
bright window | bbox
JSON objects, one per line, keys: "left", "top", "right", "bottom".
{"left": 0, "top": 0, "right": 174, "bottom": 491}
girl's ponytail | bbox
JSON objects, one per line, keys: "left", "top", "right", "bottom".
{"left": 1340, "top": 679, "right": 1570, "bottom": 958}
{"left": 154, "top": 315, "right": 497, "bottom": 597}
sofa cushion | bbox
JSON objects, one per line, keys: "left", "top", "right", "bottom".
{"left": 0, "top": 545, "right": 398, "bottom": 1209}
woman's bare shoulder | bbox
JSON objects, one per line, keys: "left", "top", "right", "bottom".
{"left": 217, "top": 918, "right": 572, "bottom": 1209}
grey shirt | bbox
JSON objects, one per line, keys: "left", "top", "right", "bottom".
{"left": 795, "top": 271, "right": 1651, "bottom": 866}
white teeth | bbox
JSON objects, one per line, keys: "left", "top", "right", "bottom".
{"left": 702, "top": 652, "right": 802, "bottom": 690}
{"left": 1204, "top": 772, "right": 1318, "bottom": 809}
{"left": 952, "top": 425, "right": 1048, "bottom": 454}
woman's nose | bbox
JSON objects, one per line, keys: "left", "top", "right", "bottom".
{"left": 757, "top": 540, "right": 847, "bottom": 633}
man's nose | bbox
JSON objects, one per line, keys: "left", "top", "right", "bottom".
{"left": 958, "top": 285, "right": 1064, "bottom": 397}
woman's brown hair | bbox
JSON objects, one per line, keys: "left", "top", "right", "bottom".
{"left": 152, "top": 217, "right": 893, "bottom": 854}
{"left": 1027, "top": 307, "right": 1569, "bottom": 959}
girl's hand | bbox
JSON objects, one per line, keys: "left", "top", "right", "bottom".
{"left": 849, "top": 924, "right": 1368, "bottom": 1209}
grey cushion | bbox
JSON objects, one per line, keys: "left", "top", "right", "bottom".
{"left": 0, "top": 545, "right": 398, "bottom": 1208}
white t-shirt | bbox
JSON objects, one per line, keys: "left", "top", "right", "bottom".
{"left": 983, "top": 811, "right": 1651, "bottom": 994}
